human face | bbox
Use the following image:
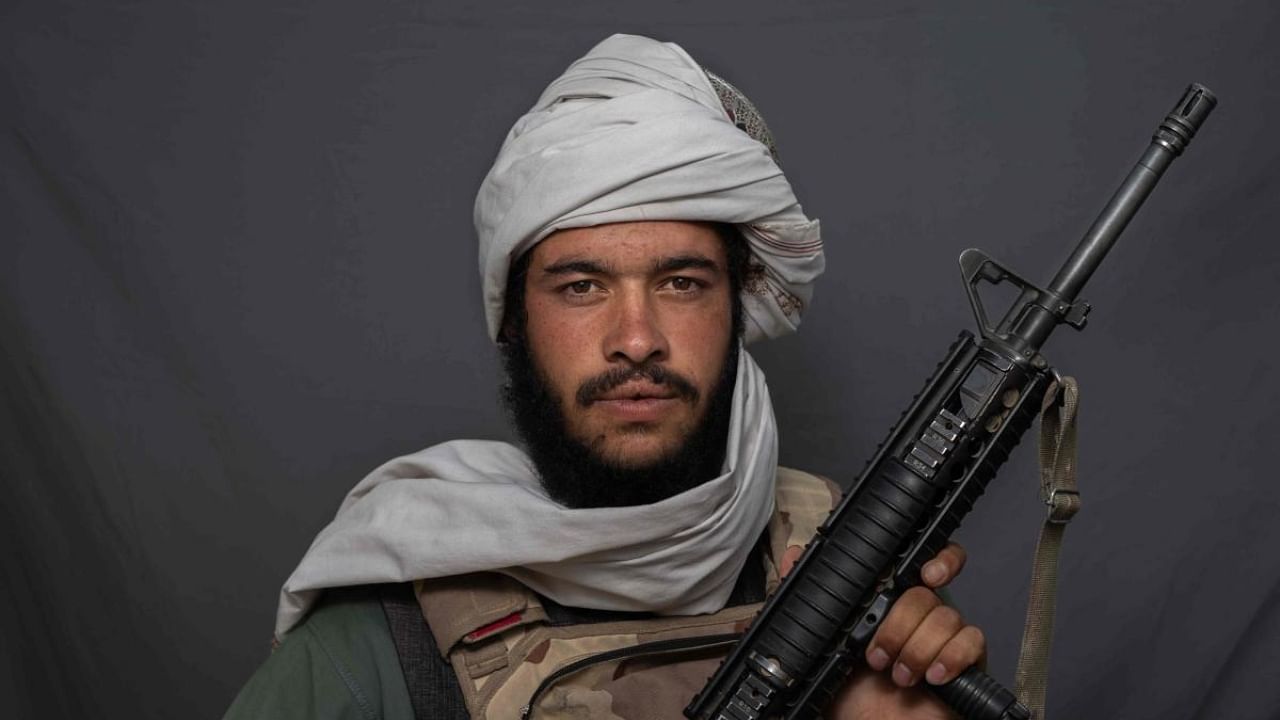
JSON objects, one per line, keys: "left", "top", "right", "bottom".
{"left": 521, "top": 221, "right": 735, "bottom": 470}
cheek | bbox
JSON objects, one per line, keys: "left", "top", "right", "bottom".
{"left": 524, "top": 302, "right": 594, "bottom": 396}
{"left": 670, "top": 303, "right": 734, "bottom": 387}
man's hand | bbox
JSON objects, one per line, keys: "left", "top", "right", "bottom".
{"left": 778, "top": 543, "right": 983, "bottom": 720}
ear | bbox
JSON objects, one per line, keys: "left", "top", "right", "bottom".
{"left": 500, "top": 248, "right": 536, "bottom": 345}
{"left": 498, "top": 314, "right": 517, "bottom": 345}
{"left": 497, "top": 286, "right": 526, "bottom": 346}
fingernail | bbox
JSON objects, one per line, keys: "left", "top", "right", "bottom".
{"left": 867, "top": 647, "right": 890, "bottom": 671}
{"left": 926, "top": 662, "right": 948, "bottom": 684}
{"left": 893, "top": 662, "right": 914, "bottom": 687}
{"left": 922, "top": 562, "right": 944, "bottom": 585}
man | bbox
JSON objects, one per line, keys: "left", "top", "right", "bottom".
{"left": 225, "top": 34, "right": 985, "bottom": 719}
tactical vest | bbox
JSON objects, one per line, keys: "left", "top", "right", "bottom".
{"left": 414, "top": 467, "right": 838, "bottom": 720}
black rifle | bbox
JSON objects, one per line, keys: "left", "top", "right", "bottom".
{"left": 686, "top": 84, "right": 1217, "bottom": 720}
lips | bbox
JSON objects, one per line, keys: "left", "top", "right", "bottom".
{"left": 592, "top": 382, "right": 679, "bottom": 403}
{"left": 576, "top": 364, "right": 700, "bottom": 408}
{"left": 590, "top": 383, "right": 683, "bottom": 422}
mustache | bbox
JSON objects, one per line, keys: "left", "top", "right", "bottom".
{"left": 576, "top": 364, "right": 700, "bottom": 406}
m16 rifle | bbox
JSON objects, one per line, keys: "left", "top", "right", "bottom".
{"left": 686, "top": 84, "right": 1217, "bottom": 720}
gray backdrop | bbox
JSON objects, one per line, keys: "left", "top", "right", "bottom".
{"left": 3, "top": 1, "right": 1278, "bottom": 718}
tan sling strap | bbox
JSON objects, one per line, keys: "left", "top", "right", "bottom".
{"left": 1014, "top": 376, "right": 1082, "bottom": 719}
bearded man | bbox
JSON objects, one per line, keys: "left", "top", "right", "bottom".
{"left": 224, "top": 34, "right": 985, "bottom": 720}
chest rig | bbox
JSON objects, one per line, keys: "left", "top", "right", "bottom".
{"left": 414, "top": 468, "right": 838, "bottom": 720}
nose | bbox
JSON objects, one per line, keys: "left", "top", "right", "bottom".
{"left": 603, "top": 288, "right": 669, "bottom": 365}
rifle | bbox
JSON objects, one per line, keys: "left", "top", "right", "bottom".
{"left": 686, "top": 84, "right": 1217, "bottom": 720}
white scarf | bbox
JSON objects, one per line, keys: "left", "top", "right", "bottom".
{"left": 275, "top": 348, "right": 777, "bottom": 640}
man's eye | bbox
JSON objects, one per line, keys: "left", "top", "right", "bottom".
{"left": 567, "top": 280, "right": 595, "bottom": 294}
{"left": 668, "top": 277, "right": 698, "bottom": 292}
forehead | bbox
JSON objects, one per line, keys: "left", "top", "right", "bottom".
{"left": 529, "top": 221, "right": 727, "bottom": 269}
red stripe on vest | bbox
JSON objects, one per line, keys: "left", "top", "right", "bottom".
{"left": 465, "top": 612, "right": 523, "bottom": 641}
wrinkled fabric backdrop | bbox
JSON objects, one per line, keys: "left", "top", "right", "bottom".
{"left": 3, "top": 1, "right": 1278, "bottom": 718}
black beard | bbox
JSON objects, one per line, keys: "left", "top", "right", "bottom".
{"left": 500, "top": 339, "right": 739, "bottom": 509}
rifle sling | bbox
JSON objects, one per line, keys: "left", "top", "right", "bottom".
{"left": 1014, "top": 376, "right": 1082, "bottom": 719}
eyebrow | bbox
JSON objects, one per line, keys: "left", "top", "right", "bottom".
{"left": 652, "top": 254, "right": 719, "bottom": 274}
{"left": 540, "top": 254, "right": 720, "bottom": 277}
{"left": 541, "top": 259, "right": 610, "bottom": 276}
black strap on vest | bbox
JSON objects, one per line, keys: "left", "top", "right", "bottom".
{"left": 379, "top": 582, "right": 469, "bottom": 720}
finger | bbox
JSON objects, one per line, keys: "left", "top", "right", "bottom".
{"left": 920, "top": 542, "right": 968, "bottom": 588}
{"left": 864, "top": 586, "right": 940, "bottom": 672}
{"left": 779, "top": 545, "right": 803, "bottom": 578}
{"left": 924, "top": 626, "right": 986, "bottom": 686}
{"left": 893, "top": 604, "right": 965, "bottom": 687}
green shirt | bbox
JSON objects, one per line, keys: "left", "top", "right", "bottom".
{"left": 223, "top": 589, "right": 416, "bottom": 720}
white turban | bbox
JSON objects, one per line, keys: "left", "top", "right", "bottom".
{"left": 474, "top": 33, "right": 824, "bottom": 344}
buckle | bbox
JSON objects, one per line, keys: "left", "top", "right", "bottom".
{"left": 1045, "top": 488, "right": 1080, "bottom": 524}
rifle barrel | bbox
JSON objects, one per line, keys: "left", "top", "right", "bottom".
{"left": 1013, "top": 84, "right": 1217, "bottom": 350}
